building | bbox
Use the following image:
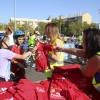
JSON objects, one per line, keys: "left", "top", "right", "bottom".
{"left": 10, "top": 18, "right": 51, "bottom": 29}
{"left": 59, "top": 12, "right": 92, "bottom": 24}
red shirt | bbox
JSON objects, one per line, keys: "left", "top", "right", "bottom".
{"left": 10, "top": 45, "right": 25, "bottom": 77}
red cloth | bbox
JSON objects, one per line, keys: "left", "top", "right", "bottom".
{"left": 34, "top": 80, "right": 50, "bottom": 100}
{"left": 10, "top": 45, "right": 25, "bottom": 78}
{"left": 35, "top": 41, "right": 53, "bottom": 72}
{"left": 0, "top": 82, "right": 14, "bottom": 100}
{"left": 8, "top": 79, "right": 50, "bottom": 100}
{"left": 53, "top": 64, "right": 94, "bottom": 94}
{"left": 8, "top": 79, "right": 37, "bottom": 100}
{"left": 50, "top": 73, "right": 90, "bottom": 100}
{"left": 52, "top": 64, "right": 100, "bottom": 100}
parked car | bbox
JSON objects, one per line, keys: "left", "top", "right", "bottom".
{"left": 0, "top": 33, "right": 5, "bottom": 42}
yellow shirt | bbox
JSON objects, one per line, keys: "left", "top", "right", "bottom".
{"left": 44, "top": 38, "right": 64, "bottom": 78}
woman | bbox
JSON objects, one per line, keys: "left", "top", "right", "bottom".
{"left": 0, "top": 35, "right": 37, "bottom": 82}
{"left": 44, "top": 23, "right": 64, "bottom": 78}
{"left": 55, "top": 28, "right": 100, "bottom": 84}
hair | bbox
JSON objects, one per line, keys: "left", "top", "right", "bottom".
{"left": 0, "top": 36, "right": 9, "bottom": 49}
{"left": 45, "top": 23, "right": 61, "bottom": 42}
{"left": 13, "top": 35, "right": 25, "bottom": 39}
{"left": 83, "top": 28, "right": 100, "bottom": 59}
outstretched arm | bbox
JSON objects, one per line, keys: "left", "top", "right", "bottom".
{"left": 14, "top": 46, "right": 37, "bottom": 59}
{"left": 55, "top": 46, "right": 85, "bottom": 58}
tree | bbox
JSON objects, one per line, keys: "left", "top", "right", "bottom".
{"left": 75, "top": 22, "right": 83, "bottom": 36}
{"left": 19, "top": 23, "right": 34, "bottom": 34}
{"left": 89, "top": 23, "right": 96, "bottom": 28}
{"left": 0, "top": 23, "right": 8, "bottom": 31}
{"left": 35, "top": 22, "right": 47, "bottom": 35}
{"left": 51, "top": 18, "right": 67, "bottom": 34}
{"left": 68, "top": 22, "right": 77, "bottom": 36}
{"left": 8, "top": 22, "right": 21, "bottom": 31}
{"left": 82, "top": 21, "right": 90, "bottom": 30}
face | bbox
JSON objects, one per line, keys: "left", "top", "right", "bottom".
{"left": 45, "top": 30, "right": 51, "bottom": 39}
{"left": 82, "top": 33, "right": 86, "bottom": 51}
{"left": 17, "top": 36, "right": 24, "bottom": 45}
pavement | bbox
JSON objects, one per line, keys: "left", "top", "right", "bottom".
{"left": 25, "top": 67, "right": 47, "bottom": 82}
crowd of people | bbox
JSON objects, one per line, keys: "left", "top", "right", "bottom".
{"left": 0, "top": 23, "right": 100, "bottom": 99}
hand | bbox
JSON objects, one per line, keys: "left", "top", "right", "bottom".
{"left": 6, "top": 26, "right": 13, "bottom": 34}
{"left": 34, "top": 45, "right": 38, "bottom": 51}
{"left": 30, "top": 45, "right": 38, "bottom": 53}
{"left": 53, "top": 46, "right": 63, "bottom": 52}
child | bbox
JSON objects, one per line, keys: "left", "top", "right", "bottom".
{"left": 0, "top": 35, "right": 37, "bottom": 82}
{"left": 10, "top": 30, "right": 26, "bottom": 80}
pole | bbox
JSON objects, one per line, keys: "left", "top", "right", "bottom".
{"left": 98, "top": 9, "right": 100, "bottom": 29}
{"left": 14, "top": 0, "right": 16, "bottom": 31}
{"left": 38, "top": 19, "right": 39, "bottom": 32}
{"left": 59, "top": 16, "right": 61, "bottom": 34}
{"left": 99, "top": 9, "right": 100, "bottom": 24}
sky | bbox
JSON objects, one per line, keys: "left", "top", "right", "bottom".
{"left": 0, "top": 0, "right": 100, "bottom": 24}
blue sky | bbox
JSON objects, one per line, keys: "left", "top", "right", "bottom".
{"left": 0, "top": 0, "right": 100, "bottom": 23}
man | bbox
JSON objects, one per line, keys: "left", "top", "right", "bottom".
{"left": 28, "top": 33, "right": 36, "bottom": 50}
{"left": 6, "top": 26, "right": 14, "bottom": 46}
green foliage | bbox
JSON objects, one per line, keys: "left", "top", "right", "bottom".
{"left": 35, "top": 22, "right": 47, "bottom": 35}
{"left": 0, "top": 23, "right": 7, "bottom": 31}
{"left": 0, "top": 20, "right": 97, "bottom": 36}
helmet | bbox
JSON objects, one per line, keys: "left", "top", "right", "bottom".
{"left": 13, "top": 30, "right": 25, "bottom": 38}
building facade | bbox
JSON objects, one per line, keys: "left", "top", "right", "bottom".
{"left": 10, "top": 18, "right": 51, "bottom": 29}
{"left": 60, "top": 12, "right": 92, "bottom": 24}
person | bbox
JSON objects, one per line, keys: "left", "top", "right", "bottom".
{"left": 54, "top": 28, "right": 100, "bottom": 85}
{"left": 5, "top": 26, "right": 14, "bottom": 46}
{"left": 29, "top": 31, "right": 40, "bottom": 67}
{"left": 0, "top": 35, "right": 37, "bottom": 82}
{"left": 28, "top": 32, "right": 36, "bottom": 50}
{"left": 34, "top": 30, "right": 40, "bottom": 40}
{"left": 74, "top": 39, "right": 79, "bottom": 48}
{"left": 78, "top": 32, "right": 83, "bottom": 49}
{"left": 44, "top": 23, "right": 64, "bottom": 78}
{"left": 63, "top": 35, "right": 67, "bottom": 43}
{"left": 10, "top": 30, "right": 26, "bottom": 80}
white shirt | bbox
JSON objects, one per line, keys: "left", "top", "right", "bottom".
{"left": 8, "top": 34, "right": 14, "bottom": 45}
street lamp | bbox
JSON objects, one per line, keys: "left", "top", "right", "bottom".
{"left": 38, "top": 19, "right": 39, "bottom": 32}
{"left": 59, "top": 16, "right": 61, "bottom": 34}
{"left": 98, "top": 9, "right": 100, "bottom": 29}
{"left": 14, "top": 0, "right": 16, "bottom": 31}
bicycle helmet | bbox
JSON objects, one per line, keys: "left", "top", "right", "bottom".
{"left": 13, "top": 30, "right": 25, "bottom": 38}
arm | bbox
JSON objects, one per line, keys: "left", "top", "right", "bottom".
{"left": 14, "top": 50, "right": 33, "bottom": 59}
{"left": 56, "top": 47, "right": 85, "bottom": 58}
{"left": 6, "top": 26, "right": 13, "bottom": 34}
{"left": 82, "top": 55, "right": 100, "bottom": 77}
{"left": 14, "top": 46, "right": 37, "bottom": 59}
